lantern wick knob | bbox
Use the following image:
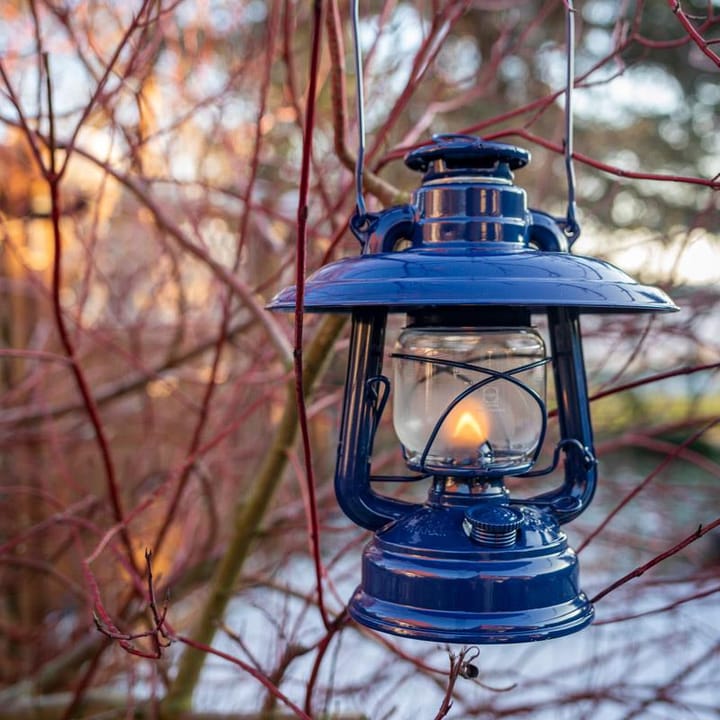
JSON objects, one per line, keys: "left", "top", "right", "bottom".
{"left": 463, "top": 505, "right": 524, "bottom": 548}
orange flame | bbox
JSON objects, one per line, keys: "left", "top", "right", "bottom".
{"left": 443, "top": 402, "right": 489, "bottom": 449}
{"left": 451, "top": 411, "right": 486, "bottom": 443}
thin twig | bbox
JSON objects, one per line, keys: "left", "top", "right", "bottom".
{"left": 594, "top": 583, "right": 720, "bottom": 625}
{"left": 578, "top": 418, "right": 719, "bottom": 552}
{"left": 591, "top": 517, "right": 720, "bottom": 603}
{"left": 669, "top": 0, "right": 720, "bottom": 68}
{"left": 434, "top": 647, "right": 481, "bottom": 720}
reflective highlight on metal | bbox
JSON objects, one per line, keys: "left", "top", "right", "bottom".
{"left": 268, "top": 136, "right": 678, "bottom": 644}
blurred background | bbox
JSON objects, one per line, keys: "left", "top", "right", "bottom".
{"left": 0, "top": 1, "right": 718, "bottom": 718}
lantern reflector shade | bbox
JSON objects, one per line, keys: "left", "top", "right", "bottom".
{"left": 268, "top": 247, "right": 677, "bottom": 314}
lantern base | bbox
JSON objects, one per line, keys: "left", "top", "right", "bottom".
{"left": 349, "top": 590, "right": 593, "bottom": 644}
{"left": 348, "top": 499, "right": 594, "bottom": 644}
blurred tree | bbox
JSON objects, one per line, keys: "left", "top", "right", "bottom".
{"left": 0, "top": 1, "right": 717, "bottom": 718}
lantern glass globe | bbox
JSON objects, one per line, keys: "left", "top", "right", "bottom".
{"left": 392, "top": 327, "right": 546, "bottom": 476}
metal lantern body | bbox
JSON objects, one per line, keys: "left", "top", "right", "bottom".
{"left": 269, "top": 135, "right": 677, "bottom": 643}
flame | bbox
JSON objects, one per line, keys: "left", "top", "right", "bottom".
{"left": 444, "top": 402, "right": 489, "bottom": 449}
{"left": 451, "top": 411, "right": 486, "bottom": 444}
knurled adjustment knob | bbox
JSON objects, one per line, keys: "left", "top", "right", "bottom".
{"left": 463, "top": 505, "right": 524, "bottom": 548}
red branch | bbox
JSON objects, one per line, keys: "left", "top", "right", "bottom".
{"left": 89, "top": 551, "right": 310, "bottom": 720}
{"left": 294, "top": 0, "right": 331, "bottom": 630}
{"left": 591, "top": 517, "right": 720, "bottom": 603}
{"left": 152, "top": 0, "right": 282, "bottom": 560}
{"left": 302, "top": 611, "right": 349, "bottom": 716}
{"left": 595, "top": 583, "right": 720, "bottom": 625}
{"left": 434, "top": 647, "right": 481, "bottom": 720}
{"left": 578, "top": 417, "right": 720, "bottom": 552}
{"left": 669, "top": 0, "right": 720, "bottom": 68}
{"left": 175, "top": 636, "right": 312, "bottom": 720}
{"left": 376, "top": 125, "right": 719, "bottom": 191}
{"left": 43, "top": 55, "right": 139, "bottom": 578}
{"left": 484, "top": 128, "right": 720, "bottom": 189}
{"left": 590, "top": 361, "right": 720, "bottom": 404}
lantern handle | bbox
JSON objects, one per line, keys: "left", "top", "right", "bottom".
{"left": 350, "top": 0, "right": 368, "bottom": 220}
{"left": 563, "top": 0, "right": 581, "bottom": 244}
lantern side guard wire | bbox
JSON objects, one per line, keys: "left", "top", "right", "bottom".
{"left": 539, "top": 306, "right": 597, "bottom": 520}
{"left": 334, "top": 309, "right": 421, "bottom": 529}
{"left": 361, "top": 376, "right": 436, "bottom": 483}
{"left": 364, "top": 352, "right": 596, "bottom": 483}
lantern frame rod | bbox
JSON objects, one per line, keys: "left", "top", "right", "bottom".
{"left": 351, "top": 0, "right": 368, "bottom": 220}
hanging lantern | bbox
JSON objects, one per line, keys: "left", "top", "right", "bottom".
{"left": 268, "top": 135, "right": 677, "bottom": 643}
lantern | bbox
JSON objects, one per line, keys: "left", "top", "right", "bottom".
{"left": 268, "top": 135, "right": 677, "bottom": 643}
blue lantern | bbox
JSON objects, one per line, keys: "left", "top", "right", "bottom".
{"left": 268, "top": 135, "right": 677, "bottom": 643}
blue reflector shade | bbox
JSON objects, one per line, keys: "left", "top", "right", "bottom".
{"left": 268, "top": 246, "right": 678, "bottom": 314}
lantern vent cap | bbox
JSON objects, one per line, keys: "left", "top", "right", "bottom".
{"left": 405, "top": 134, "right": 530, "bottom": 179}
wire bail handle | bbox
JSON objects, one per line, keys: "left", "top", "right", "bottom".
{"left": 350, "top": 1, "right": 581, "bottom": 244}
{"left": 563, "top": 0, "right": 581, "bottom": 244}
{"left": 351, "top": 0, "right": 368, "bottom": 224}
